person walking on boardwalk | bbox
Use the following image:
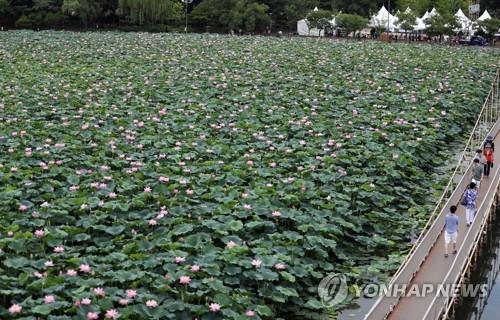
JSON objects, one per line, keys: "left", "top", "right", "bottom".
{"left": 444, "top": 205, "right": 459, "bottom": 258}
{"left": 474, "top": 149, "right": 486, "bottom": 167}
{"left": 461, "top": 182, "right": 478, "bottom": 227}
{"left": 483, "top": 145, "right": 494, "bottom": 177}
{"left": 471, "top": 158, "right": 483, "bottom": 189}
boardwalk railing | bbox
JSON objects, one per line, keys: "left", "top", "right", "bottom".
{"left": 364, "top": 69, "right": 500, "bottom": 320}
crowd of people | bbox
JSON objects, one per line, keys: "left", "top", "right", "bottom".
{"left": 444, "top": 136, "right": 495, "bottom": 258}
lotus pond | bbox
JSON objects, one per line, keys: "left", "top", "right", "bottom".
{"left": 0, "top": 31, "right": 498, "bottom": 319}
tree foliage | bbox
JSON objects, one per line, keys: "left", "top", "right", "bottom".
{"left": 306, "top": 9, "right": 333, "bottom": 36}
{"left": 0, "top": 0, "right": 499, "bottom": 30}
{"left": 117, "top": 0, "right": 181, "bottom": 25}
{"left": 191, "top": 0, "right": 270, "bottom": 32}
{"left": 62, "top": 0, "right": 102, "bottom": 25}
{"left": 335, "top": 13, "right": 368, "bottom": 35}
{"left": 397, "top": 10, "right": 417, "bottom": 31}
{"left": 477, "top": 18, "right": 500, "bottom": 42}
{"left": 0, "top": 0, "right": 8, "bottom": 16}
{"left": 425, "top": 13, "right": 460, "bottom": 37}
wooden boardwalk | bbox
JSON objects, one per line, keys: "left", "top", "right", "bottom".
{"left": 363, "top": 69, "right": 500, "bottom": 320}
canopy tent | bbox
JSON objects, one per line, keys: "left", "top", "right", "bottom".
{"left": 478, "top": 10, "right": 492, "bottom": 21}
{"left": 370, "top": 6, "right": 399, "bottom": 32}
{"left": 413, "top": 17, "right": 427, "bottom": 31}
{"left": 454, "top": 8, "right": 472, "bottom": 33}
{"left": 297, "top": 19, "right": 325, "bottom": 36}
{"left": 422, "top": 8, "right": 438, "bottom": 29}
{"left": 395, "top": 7, "right": 425, "bottom": 32}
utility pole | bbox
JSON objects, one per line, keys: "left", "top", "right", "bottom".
{"left": 387, "top": 0, "right": 391, "bottom": 33}
{"left": 183, "top": 0, "right": 194, "bottom": 33}
{"left": 468, "top": 0, "right": 480, "bottom": 37}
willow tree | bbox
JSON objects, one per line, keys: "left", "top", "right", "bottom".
{"left": 117, "top": 0, "right": 181, "bottom": 25}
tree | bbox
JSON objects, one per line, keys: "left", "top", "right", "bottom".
{"left": 330, "top": 0, "right": 384, "bottom": 17}
{"left": 335, "top": 13, "right": 368, "bottom": 36}
{"left": 434, "top": 0, "right": 467, "bottom": 16}
{"left": 62, "top": 0, "right": 102, "bottom": 26}
{"left": 397, "top": 10, "right": 417, "bottom": 38}
{"left": 306, "top": 9, "right": 332, "bottom": 36}
{"left": 117, "top": 0, "right": 181, "bottom": 25}
{"left": 243, "top": 2, "right": 270, "bottom": 31}
{"left": 282, "top": 0, "right": 319, "bottom": 29}
{"left": 425, "top": 13, "right": 459, "bottom": 39}
{"left": 0, "top": 0, "right": 8, "bottom": 16}
{"left": 191, "top": 0, "right": 270, "bottom": 32}
{"left": 477, "top": 18, "right": 500, "bottom": 45}
{"left": 395, "top": 0, "right": 431, "bottom": 16}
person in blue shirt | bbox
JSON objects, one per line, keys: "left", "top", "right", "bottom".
{"left": 444, "top": 205, "right": 459, "bottom": 258}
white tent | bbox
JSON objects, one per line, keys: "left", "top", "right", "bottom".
{"left": 395, "top": 7, "right": 425, "bottom": 31}
{"left": 454, "top": 9, "right": 472, "bottom": 33}
{"left": 413, "top": 17, "right": 427, "bottom": 31}
{"left": 478, "top": 10, "right": 492, "bottom": 21}
{"left": 297, "top": 19, "right": 325, "bottom": 37}
{"left": 370, "top": 6, "right": 399, "bottom": 32}
{"left": 421, "top": 8, "right": 438, "bottom": 28}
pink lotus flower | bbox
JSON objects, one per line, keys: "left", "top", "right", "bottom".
{"left": 108, "top": 192, "right": 117, "bottom": 199}
{"left": 149, "top": 219, "right": 157, "bottom": 226}
{"left": 44, "top": 260, "right": 54, "bottom": 268}
{"left": 80, "top": 264, "right": 91, "bottom": 273}
{"left": 209, "top": 303, "right": 221, "bottom": 312}
{"left": 190, "top": 264, "right": 200, "bottom": 272}
{"left": 226, "top": 241, "right": 236, "bottom": 249}
{"left": 272, "top": 211, "right": 281, "bottom": 217}
{"left": 19, "top": 204, "right": 28, "bottom": 212}
{"left": 144, "top": 186, "right": 152, "bottom": 193}
{"left": 105, "top": 309, "right": 119, "bottom": 319}
{"left": 93, "top": 287, "right": 105, "bottom": 297}
{"left": 186, "top": 189, "right": 194, "bottom": 195}
{"left": 158, "top": 176, "right": 169, "bottom": 183}
{"left": 175, "top": 256, "right": 185, "bottom": 264}
{"left": 243, "top": 204, "right": 252, "bottom": 209}
{"left": 87, "top": 312, "right": 99, "bottom": 320}
{"left": 81, "top": 298, "right": 91, "bottom": 305}
{"left": 54, "top": 246, "right": 65, "bottom": 253}
{"left": 66, "top": 269, "right": 77, "bottom": 276}
{"left": 275, "top": 263, "right": 286, "bottom": 270}
{"left": 146, "top": 300, "right": 158, "bottom": 308}
{"left": 44, "top": 295, "right": 55, "bottom": 304}
{"left": 179, "top": 276, "right": 191, "bottom": 285}
{"left": 246, "top": 160, "right": 253, "bottom": 167}
{"left": 9, "top": 304, "right": 22, "bottom": 314}
{"left": 34, "top": 229, "right": 45, "bottom": 238}
{"left": 251, "top": 259, "right": 262, "bottom": 268}
{"left": 119, "top": 298, "right": 129, "bottom": 306}
{"left": 126, "top": 289, "right": 137, "bottom": 298}
{"left": 245, "top": 310, "right": 256, "bottom": 317}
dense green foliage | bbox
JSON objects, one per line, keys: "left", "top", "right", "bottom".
{"left": 305, "top": 9, "right": 332, "bottom": 36}
{"left": 477, "top": 18, "right": 500, "bottom": 42}
{"left": 424, "top": 13, "right": 461, "bottom": 38}
{"left": 335, "top": 13, "right": 369, "bottom": 34}
{"left": 396, "top": 11, "right": 417, "bottom": 32}
{"left": 0, "top": 0, "right": 498, "bottom": 31}
{"left": 0, "top": 30, "right": 498, "bottom": 319}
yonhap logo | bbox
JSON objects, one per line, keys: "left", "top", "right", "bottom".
{"left": 318, "top": 274, "right": 348, "bottom": 307}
